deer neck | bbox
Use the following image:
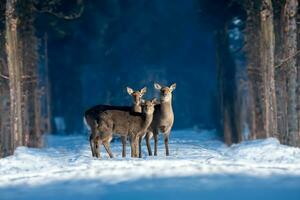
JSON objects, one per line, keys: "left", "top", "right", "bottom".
{"left": 132, "top": 103, "right": 142, "bottom": 113}
{"left": 142, "top": 112, "right": 154, "bottom": 131}
{"left": 160, "top": 99, "right": 173, "bottom": 116}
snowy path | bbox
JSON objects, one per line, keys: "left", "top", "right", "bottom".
{"left": 1, "top": 130, "right": 300, "bottom": 200}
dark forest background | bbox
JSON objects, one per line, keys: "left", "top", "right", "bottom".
{"left": 1, "top": 0, "right": 300, "bottom": 158}
{"left": 36, "top": 0, "right": 218, "bottom": 133}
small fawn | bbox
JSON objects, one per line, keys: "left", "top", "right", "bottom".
{"left": 94, "top": 98, "right": 157, "bottom": 158}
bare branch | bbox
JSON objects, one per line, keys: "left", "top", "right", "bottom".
{"left": 0, "top": 73, "right": 9, "bottom": 80}
{"left": 0, "top": 58, "right": 9, "bottom": 80}
{"left": 275, "top": 50, "right": 300, "bottom": 69}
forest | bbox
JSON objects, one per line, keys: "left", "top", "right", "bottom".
{"left": 1, "top": 0, "right": 300, "bottom": 157}
{"left": 1, "top": 1, "right": 300, "bottom": 200}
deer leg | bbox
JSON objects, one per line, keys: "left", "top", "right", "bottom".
{"left": 130, "top": 136, "right": 139, "bottom": 158}
{"left": 89, "top": 121, "right": 98, "bottom": 157}
{"left": 134, "top": 137, "right": 139, "bottom": 158}
{"left": 121, "top": 136, "right": 127, "bottom": 158}
{"left": 86, "top": 117, "right": 95, "bottom": 157}
{"left": 130, "top": 138, "right": 135, "bottom": 158}
{"left": 139, "top": 136, "right": 142, "bottom": 158}
{"left": 89, "top": 134, "right": 95, "bottom": 157}
{"left": 145, "top": 131, "right": 152, "bottom": 156}
{"left": 154, "top": 132, "right": 158, "bottom": 156}
{"left": 164, "top": 134, "right": 170, "bottom": 156}
{"left": 102, "top": 134, "right": 113, "bottom": 158}
{"left": 94, "top": 136, "right": 102, "bottom": 159}
{"left": 103, "top": 140, "right": 114, "bottom": 158}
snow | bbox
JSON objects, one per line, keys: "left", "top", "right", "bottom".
{"left": 0, "top": 130, "right": 300, "bottom": 200}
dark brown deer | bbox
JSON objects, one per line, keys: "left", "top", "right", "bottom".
{"left": 94, "top": 99, "right": 157, "bottom": 158}
{"left": 84, "top": 87, "right": 147, "bottom": 157}
{"left": 142, "top": 83, "right": 176, "bottom": 157}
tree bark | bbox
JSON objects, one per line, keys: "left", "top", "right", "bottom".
{"left": 6, "top": 0, "right": 23, "bottom": 147}
{"left": 235, "top": 66, "right": 249, "bottom": 141}
{"left": 44, "top": 33, "right": 52, "bottom": 134}
{"left": 297, "top": 3, "right": 300, "bottom": 147}
{"left": 260, "top": 0, "right": 277, "bottom": 138}
{"left": 0, "top": 0, "right": 12, "bottom": 157}
{"left": 215, "top": 24, "right": 239, "bottom": 145}
{"left": 244, "top": 0, "right": 277, "bottom": 139}
{"left": 273, "top": 0, "right": 286, "bottom": 143}
{"left": 280, "top": 0, "right": 299, "bottom": 146}
{"left": 274, "top": 0, "right": 299, "bottom": 146}
{"left": 18, "top": 1, "right": 42, "bottom": 147}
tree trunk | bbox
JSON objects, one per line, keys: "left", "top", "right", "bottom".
{"left": 244, "top": 0, "right": 277, "bottom": 139}
{"left": 6, "top": 0, "right": 23, "bottom": 147}
{"left": 44, "top": 33, "right": 52, "bottom": 134}
{"left": 282, "top": 0, "right": 298, "bottom": 146}
{"left": 274, "top": 0, "right": 299, "bottom": 146}
{"left": 297, "top": 3, "right": 300, "bottom": 146}
{"left": 235, "top": 66, "right": 249, "bottom": 141}
{"left": 245, "top": 1, "right": 260, "bottom": 140}
{"left": 273, "top": 1, "right": 286, "bottom": 143}
{"left": 0, "top": 0, "right": 12, "bottom": 157}
{"left": 260, "top": 0, "right": 277, "bottom": 138}
{"left": 18, "top": 1, "right": 42, "bottom": 147}
{"left": 215, "top": 24, "right": 239, "bottom": 145}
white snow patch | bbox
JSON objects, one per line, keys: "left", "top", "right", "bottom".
{"left": 0, "top": 130, "right": 300, "bottom": 200}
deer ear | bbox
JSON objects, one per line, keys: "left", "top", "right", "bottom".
{"left": 154, "top": 83, "right": 162, "bottom": 90}
{"left": 170, "top": 83, "right": 176, "bottom": 91}
{"left": 140, "top": 87, "right": 147, "bottom": 95}
{"left": 127, "top": 87, "right": 134, "bottom": 95}
{"left": 151, "top": 98, "right": 158, "bottom": 104}
{"left": 141, "top": 99, "right": 146, "bottom": 104}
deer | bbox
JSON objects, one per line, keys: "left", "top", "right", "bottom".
{"left": 84, "top": 87, "right": 147, "bottom": 158}
{"left": 141, "top": 83, "right": 176, "bottom": 157}
{"left": 94, "top": 98, "right": 157, "bottom": 158}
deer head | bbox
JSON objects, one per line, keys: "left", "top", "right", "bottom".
{"left": 126, "top": 86, "right": 147, "bottom": 106}
{"left": 154, "top": 83, "right": 176, "bottom": 103}
{"left": 142, "top": 98, "right": 158, "bottom": 115}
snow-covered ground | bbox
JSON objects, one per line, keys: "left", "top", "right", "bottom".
{"left": 1, "top": 130, "right": 300, "bottom": 200}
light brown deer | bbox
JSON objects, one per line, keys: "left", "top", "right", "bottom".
{"left": 142, "top": 83, "right": 176, "bottom": 157}
{"left": 120, "top": 87, "right": 147, "bottom": 156}
{"left": 84, "top": 87, "right": 147, "bottom": 157}
{"left": 94, "top": 98, "right": 157, "bottom": 158}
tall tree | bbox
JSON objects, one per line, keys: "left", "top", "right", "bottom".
{"left": 283, "top": 0, "right": 299, "bottom": 146}
{"left": 244, "top": 0, "right": 277, "bottom": 139}
{"left": 275, "top": 0, "right": 299, "bottom": 146}
{"left": 35, "top": 0, "right": 85, "bottom": 134}
{"left": 6, "top": 0, "right": 23, "bottom": 147}
{"left": 18, "top": 0, "right": 42, "bottom": 147}
{"left": 216, "top": 25, "right": 239, "bottom": 145}
{"left": 273, "top": 0, "right": 286, "bottom": 144}
{"left": 297, "top": 2, "right": 300, "bottom": 145}
{"left": 198, "top": 0, "right": 244, "bottom": 144}
{"left": 0, "top": 0, "right": 12, "bottom": 157}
